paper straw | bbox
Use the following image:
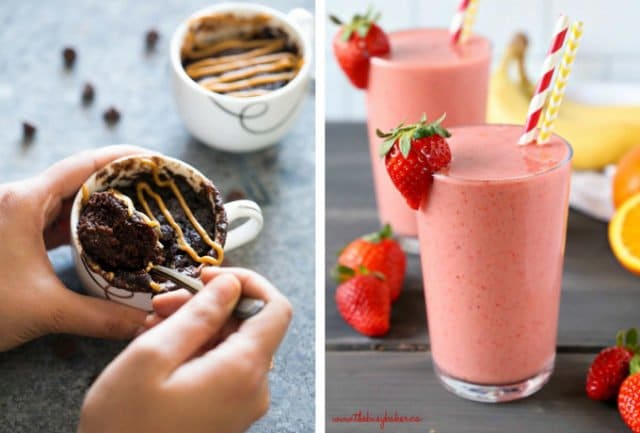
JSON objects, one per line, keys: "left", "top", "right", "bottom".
{"left": 460, "top": 0, "right": 480, "bottom": 43}
{"left": 518, "top": 14, "right": 570, "bottom": 145}
{"left": 537, "top": 21, "right": 584, "bottom": 145}
{"left": 450, "top": 0, "right": 471, "bottom": 45}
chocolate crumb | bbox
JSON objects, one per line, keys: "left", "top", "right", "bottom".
{"left": 225, "top": 189, "right": 246, "bottom": 202}
{"left": 103, "top": 106, "right": 120, "bottom": 125}
{"left": 145, "top": 29, "right": 159, "bottom": 51}
{"left": 81, "top": 82, "right": 95, "bottom": 105}
{"left": 62, "top": 47, "right": 77, "bottom": 69}
{"left": 22, "top": 122, "right": 36, "bottom": 141}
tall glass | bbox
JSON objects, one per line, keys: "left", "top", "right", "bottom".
{"left": 417, "top": 125, "right": 572, "bottom": 402}
{"left": 366, "top": 29, "right": 491, "bottom": 253}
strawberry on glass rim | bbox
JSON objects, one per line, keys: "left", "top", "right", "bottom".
{"left": 377, "top": 114, "right": 452, "bottom": 210}
{"left": 329, "top": 8, "right": 390, "bottom": 89}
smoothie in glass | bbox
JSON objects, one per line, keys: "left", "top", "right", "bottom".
{"left": 366, "top": 29, "right": 491, "bottom": 252}
{"left": 417, "top": 124, "right": 572, "bottom": 402}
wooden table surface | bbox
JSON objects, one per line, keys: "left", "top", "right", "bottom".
{"left": 325, "top": 122, "right": 639, "bottom": 432}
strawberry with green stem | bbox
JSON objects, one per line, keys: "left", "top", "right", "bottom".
{"left": 334, "top": 224, "right": 406, "bottom": 302}
{"left": 335, "top": 266, "right": 391, "bottom": 337}
{"left": 586, "top": 328, "right": 638, "bottom": 401}
{"left": 618, "top": 354, "right": 640, "bottom": 432}
{"left": 377, "top": 114, "right": 452, "bottom": 210}
{"left": 329, "top": 8, "right": 390, "bottom": 89}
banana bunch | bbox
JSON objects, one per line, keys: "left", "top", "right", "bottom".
{"left": 488, "top": 33, "right": 640, "bottom": 170}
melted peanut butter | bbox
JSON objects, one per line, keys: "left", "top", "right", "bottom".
{"left": 149, "top": 281, "right": 162, "bottom": 293}
{"left": 81, "top": 184, "right": 90, "bottom": 205}
{"left": 186, "top": 52, "right": 297, "bottom": 79}
{"left": 202, "top": 71, "right": 296, "bottom": 93}
{"left": 184, "top": 38, "right": 283, "bottom": 61}
{"left": 180, "top": 14, "right": 302, "bottom": 97}
{"left": 136, "top": 159, "right": 224, "bottom": 267}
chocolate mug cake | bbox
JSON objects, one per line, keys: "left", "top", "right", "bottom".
{"left": 77, "top": 157, "right": 227, "bottom": 294}
{"left": 180, "top": 12, "right": 303, "bottom": 97}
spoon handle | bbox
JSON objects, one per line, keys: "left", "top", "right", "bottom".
{"left": 150, "top": 265, "right": 265, "bottom": 320}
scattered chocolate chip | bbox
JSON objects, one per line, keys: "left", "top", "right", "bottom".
{"left": 145, "top": 29, "right": 159, "bottom": 51}
{"left": 225, "top": 189, "right": 246, "bottom": 202}
{"left": 62, "top": 47, "right": 77, "bottom": 69}
{"left": 22, "top": 121, "right": 36, "bottom": 141}
{"left": 103, "top": 106, "right": 120, "bottom": 125}
{"left": 81, "top": 82, "right": 95, "bottom": 105}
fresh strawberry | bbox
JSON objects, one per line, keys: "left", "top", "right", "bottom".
{"left": 334, "top": 224, "right": 406, "bottom": 302}
{"left": 586, "top": 328, "right": 638, "bottom": 401}
{"left": 329, "top": 8, "right": 390, "bottom": 89}
{"left": 618, "top": 355, "right": 640, "bottom": 433}
{"left": 377, "top": 114, "right": 452, "bottom": 210}
{"left": 335, "top": 270, "right": 390, "bottom": 337}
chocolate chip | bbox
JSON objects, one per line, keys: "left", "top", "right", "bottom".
{"left": 22, "top": 121, "right": 36, "bottom": 141}
{"left": 225, "top": 189, "right": 246, "bottom": 202}
{"left": 62, "top": 47, "right": 77, "bottom": 69}
{"left": 145, "top": 29, "right": 159, "bottom": 51}
{"left": 81, "top": 82, "right": 95, "bottom": 105}
{"left": 103, "top": 106, "right": 120, "bottom": 125}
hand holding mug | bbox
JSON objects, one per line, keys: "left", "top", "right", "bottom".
{"left": 0, "top": 146, "right": 149, "bottom": 351}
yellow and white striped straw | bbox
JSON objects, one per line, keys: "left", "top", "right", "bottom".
{"left": 460, "top": 0, "right": 480, "bottom": 43}
{"left": 537, "top": 20, "right": 584, "bottom": 145}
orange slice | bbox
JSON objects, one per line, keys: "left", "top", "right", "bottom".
{"left": 609, "top": 192, "right": 640, "bottom": 275}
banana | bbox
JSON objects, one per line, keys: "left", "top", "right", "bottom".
{"left": 488, "top": 33, "right": 640, "bottom": 170}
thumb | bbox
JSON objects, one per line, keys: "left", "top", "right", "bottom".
{"left": 47, "top": 288, "right": 147, "bottom": 339}
{"left": 132, "top": 273, "right": 241, "bottom": 373}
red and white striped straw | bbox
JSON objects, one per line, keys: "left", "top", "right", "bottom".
{"left": 450, "top": 0, "right": 471, "bottom": 45}
{"left": 518, "top": 14, "right": 570, "bottom": 145}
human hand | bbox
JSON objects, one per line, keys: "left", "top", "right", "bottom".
{"left": 0, "top": 145, "right": 150, "bottom": 351}
{"left": 78, "top": 268, "right": 293, "bottom": 433}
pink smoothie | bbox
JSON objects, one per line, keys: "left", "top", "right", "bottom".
{"left": 418, "top": 125, "right": 572, "bottom": 385}
{"left": 366, "top": 29, "right": 491, "bottom": 237}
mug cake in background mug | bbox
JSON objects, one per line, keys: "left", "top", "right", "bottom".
{"left": 170, "top": 2, "right": 313, "bottom": 152}
{"left": 70, "top": 154, "right": 264, "bottom": 311}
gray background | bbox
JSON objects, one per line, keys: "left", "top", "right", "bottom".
{"left": 0, "top": 1, "right": 314, "bottom": 432}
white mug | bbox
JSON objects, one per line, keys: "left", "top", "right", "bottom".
{"left": 69, "top": 153, "right": 263, "bottom": 311}
{"left": 170, "top": 2, "right": 314, "bottom": 152}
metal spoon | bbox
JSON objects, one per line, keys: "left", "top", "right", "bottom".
{"left": 150, "top": 265, "right": 265, "bottom": 320}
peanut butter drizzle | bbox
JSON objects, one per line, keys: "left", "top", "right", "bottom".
{"left": 109, "top": 188, "right": 160, "bottom": 228}
{"left": 207, "top": 57, "right": 297, "bottom": 83}
{"left": 149, "top": 281, "right": 162, "bottom": 293}
{"left": 202, "top": 71, "right": 296, "bottom": 93}
{"left": 186, "top": 52, "right": 297, "bottom": 79}
{"left": 184, "top": 38, "right": 284, "bottom": 61}
{"left": 81, "top": 184, "right": 90, "bottom": 205}
{"left": 135, "top": 159, "right": 224, "bottom": 267}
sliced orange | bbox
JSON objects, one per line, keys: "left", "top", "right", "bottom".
{"left": 613, "top": 146, "right": 640, "bottom": 209}
{"left": 609, "top": 192, "right": 640, "bottom": 275}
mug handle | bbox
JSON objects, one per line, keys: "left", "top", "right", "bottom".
{"left": 287, "top": 8, "right": 315, "bottom": 78}
{"left": 223, "top": 200, "right": 264, "bottom": 252}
